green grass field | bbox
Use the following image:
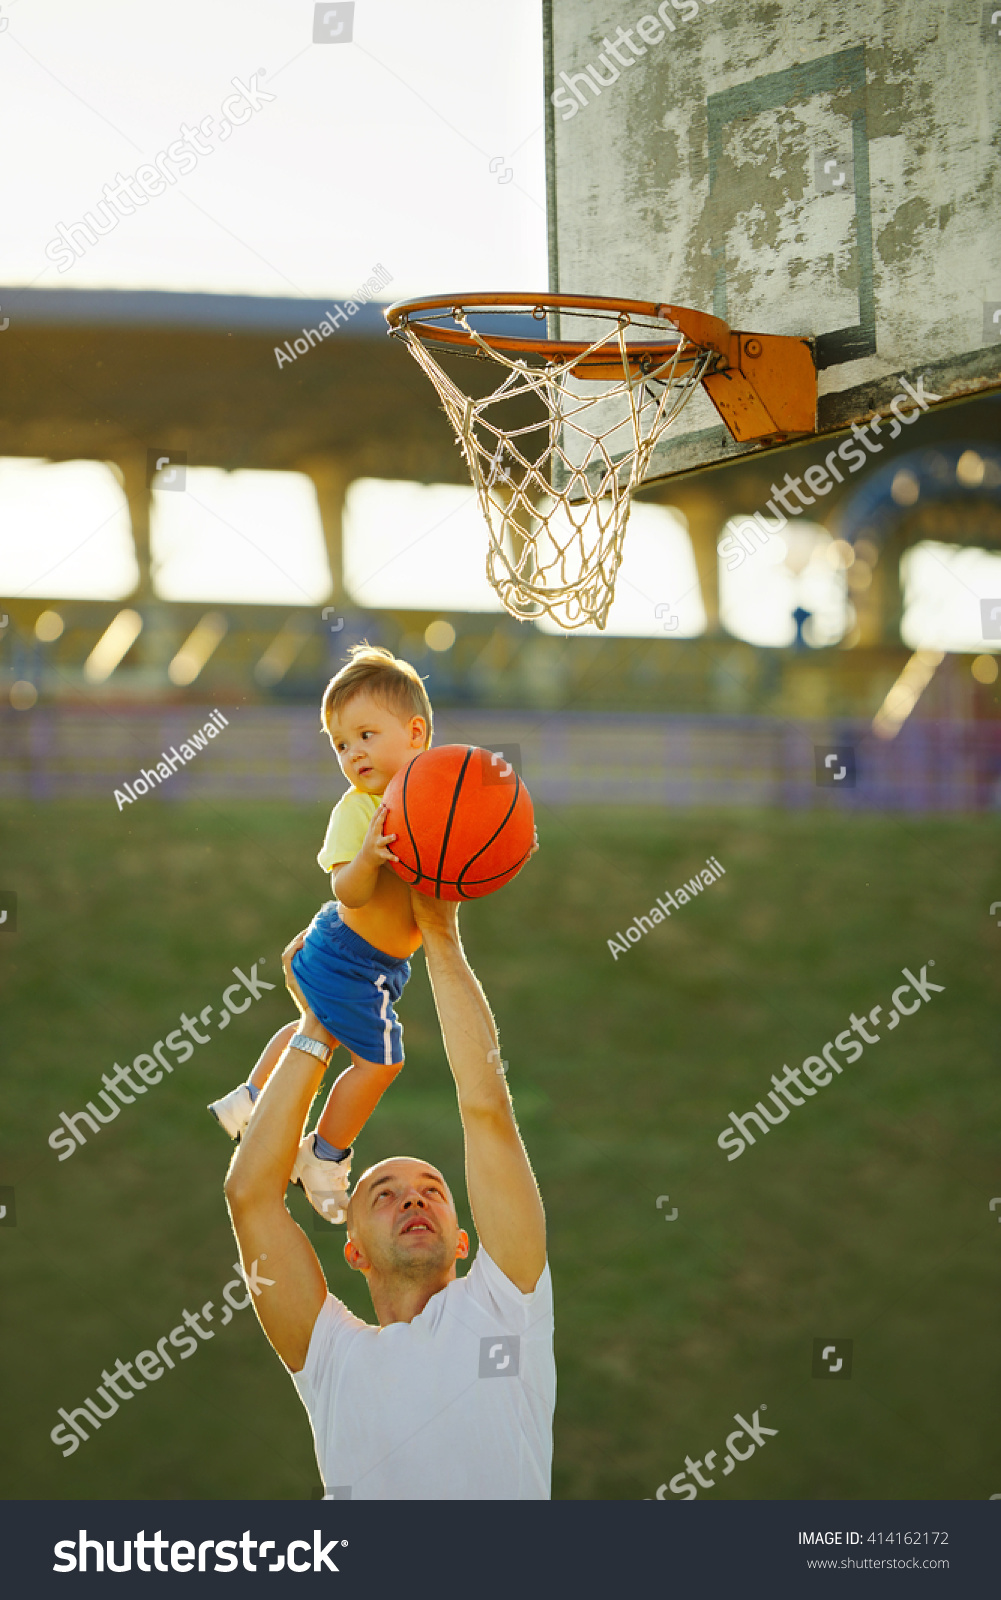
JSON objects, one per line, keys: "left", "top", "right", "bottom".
{"left": 1, "top": 797, "right": 998, "bottom": 1500}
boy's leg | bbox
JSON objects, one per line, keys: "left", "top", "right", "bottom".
{"left": 315, "top": 1053, "right": 403, "bottom": 1153}
{"left": 248, "top": 1020, "right": 317, "bottom": 1094}
{"left": 209, "top": 1020, "right": 340, "bottom": 1142}
{"left": 292, "top": 1054, "right": 403, "bottom": 1221}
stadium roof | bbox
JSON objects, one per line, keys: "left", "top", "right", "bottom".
{"left": 0, "top": 286, "right": 391, "bottom": 333}
{"left": 0, "top": 287, "right": 543, "bottom": 483}
{"left": 0, "top": 287, "right": 541, "bottom": 341}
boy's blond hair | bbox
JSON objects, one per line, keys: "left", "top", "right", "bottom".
{"left": 321, "top": 644, "right": 432, "bottom": 746}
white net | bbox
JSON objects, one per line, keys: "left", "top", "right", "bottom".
{"left": 391, "top": 304, "right": 715, "bottom": 631}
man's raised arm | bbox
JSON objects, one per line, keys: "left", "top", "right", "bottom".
{"left": 411, "top": 892, "right": 546, "bottom": 1293}
{"left": 223, "top": 934, "right": 330, "bottom": 1373}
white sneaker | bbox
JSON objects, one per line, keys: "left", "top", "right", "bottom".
{"left": 293, "top": 1134, "right": 353, "bottom": 1224}
{"left": 208, "top": 1083, "right": 256, "bottom": 1142}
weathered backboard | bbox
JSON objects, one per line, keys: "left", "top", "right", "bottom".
{"left": 544, "top": 0, "right": 1001, "bottom": 483}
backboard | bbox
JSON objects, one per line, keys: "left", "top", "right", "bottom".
{"left": 543, "top": 0, "right": 1001, "bottom": 484}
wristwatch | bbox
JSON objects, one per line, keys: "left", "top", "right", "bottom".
{"left": 289, "top": 1031, "right": 333, "bottom": 1068}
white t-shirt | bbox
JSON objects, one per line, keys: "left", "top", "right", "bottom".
{"left": 290, "top": 1248, "right": 555, "bottom": 1500}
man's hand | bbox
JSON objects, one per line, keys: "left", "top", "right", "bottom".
{"left": 282, "top": 931, "right": 335, "bottom": 1048}
{"left": 281, "top": 930, "right": 310, "bottom": 1018}
{"left": 409, "top": 886, "right": 459, "bottom": 934}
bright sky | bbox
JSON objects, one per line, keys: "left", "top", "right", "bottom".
{"left": 345, "top": 481, "right": 501, "bottom": 612}
{"left": 719, "top": 519, "right": 847, "bottom": 649}
{"left": 900, "top": 543, "right": 1001, "bottom": 655}
{"left": 154, "top": 470, "right": 331, "bottom": 605}
{"left": 0, "top": 458, "right": 136, "bottom": 597}
{"left": 1, "top": 0, "right": 547, "bottom": 298}
{"left": 344, "top": 488, "right": 707, "bottom": 635}
{"left": 533, "top": 504, "right": 707, "bottom": 638}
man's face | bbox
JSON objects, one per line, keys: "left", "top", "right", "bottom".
{"left": 326, "top": 690, "right": 426, "bottom": 796}
{"left": 344, "top": 1158, "right": 468, "bottom": 1282}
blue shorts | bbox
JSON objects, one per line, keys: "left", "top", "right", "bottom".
{"left": 291, "top": 904, "right": 410, "bottom": 1066}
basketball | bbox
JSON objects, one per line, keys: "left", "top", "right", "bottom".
{"left": 382, "top": 745, "right": 534, "bottom": 901}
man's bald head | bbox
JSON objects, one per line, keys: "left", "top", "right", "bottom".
{"left": 346, "top": 1156, "right": 456, "bottom": 1239}
{"left": 342, "top": 1157, "right": 468, "bottom": 1299}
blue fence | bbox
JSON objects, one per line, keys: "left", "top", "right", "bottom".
{"left": 2, "top": 706, "right": 999, "bottom": 810}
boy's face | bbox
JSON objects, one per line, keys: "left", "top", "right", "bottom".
{"left": 326, "top": 689, "right": 427, "bottom": 794}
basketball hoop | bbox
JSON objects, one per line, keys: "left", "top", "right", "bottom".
{"left": 385, "top": 293, "right": 815, "bottom": 631}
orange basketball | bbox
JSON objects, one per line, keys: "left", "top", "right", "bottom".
{"left": 383, "top": 745, "right": 534, "bottom": 901}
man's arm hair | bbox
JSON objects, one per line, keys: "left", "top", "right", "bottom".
{"left": 414, "top": 896, "right": 546, "bottom": 1293}
{"left": 224, "top": 960, "right": 332, "bottom": 1372}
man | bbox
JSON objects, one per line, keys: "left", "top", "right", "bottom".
{"left": 224, "top": 889, "right": 555, "bottom": 1500}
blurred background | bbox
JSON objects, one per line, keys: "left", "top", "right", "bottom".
{"left": 1, "top": 1, "right": 998, "bottom": 1501}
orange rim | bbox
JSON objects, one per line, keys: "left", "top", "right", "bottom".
{"left": 384, "top": 291, "right": 732, "bottom": 373}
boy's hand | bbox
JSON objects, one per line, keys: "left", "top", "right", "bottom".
{"left": 330, "top": 804, "right": 397, "bottom": 909}
{"left": 359, "top": 802, "right": 399, "bottom": 868}
{"left": 530, "top": 826, "right": 539, "bottom": 858}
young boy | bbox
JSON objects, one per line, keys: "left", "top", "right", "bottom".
{"left": 208, "top": 645, "right": 431, "bottom": 1222}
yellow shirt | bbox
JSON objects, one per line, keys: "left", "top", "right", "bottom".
{"left": 317, "top": 788, "right": 380, "bottom": 873}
